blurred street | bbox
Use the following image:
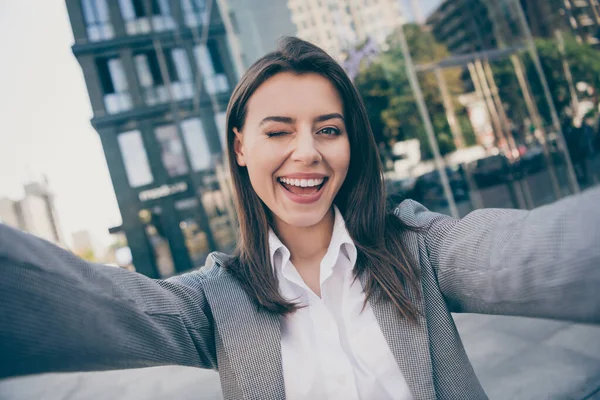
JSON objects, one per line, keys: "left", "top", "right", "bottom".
{"left": 2, "top": 313, "right": 600, "bottom": 400}
{"left": 416, "top": 155, "right": 600, "bottom": 218}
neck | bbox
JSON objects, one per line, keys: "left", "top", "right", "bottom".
{"left": 274, "top": 207, "right": 335, "bottom": 265}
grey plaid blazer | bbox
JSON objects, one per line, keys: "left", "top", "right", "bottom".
{"left": 1, "top": 187, "right": 599, "bottom": 399}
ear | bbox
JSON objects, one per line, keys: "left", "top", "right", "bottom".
{"left": 233, "top": 127, "right": 246, "bottom": 166}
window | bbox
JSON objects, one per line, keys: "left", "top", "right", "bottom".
{"left": 181, "top": 118, "right": 212, "bottom": 171}
{"left": 170, "top": 49, "right": 195, "bottom": 100}
{"left": 193, "top": 40, "right": 230, "bottom": 95}
{"left": 134, "top": 48, "right": 194, "bottom": 105}
{"left": 154, "top": 124, "right": 189, "bottom": 176}
{"left": 118, "top": 0, "right": 175, "bottom": 35}
{"left": 81, "top": 0, "right": 114, "bottom": 41}
{"left": 181, "top": 0, "right": 208, "bottom": 27}
{"left": 214, "top": 111, "right": 227, "bottom": 153}
{"left": 118, "top": 130, "right": 153, "bottom": 187}
{"left": 96, "top": 57, "right": 132, "bottom": 114}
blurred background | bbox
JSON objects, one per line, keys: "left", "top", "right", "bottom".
{"left": 1, "top": 1, "right": 600, "bottom": 399}
{"left": 1, "top": 0, "right": 599, "bottom": 279}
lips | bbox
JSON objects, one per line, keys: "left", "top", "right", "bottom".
{"left": 276, "top": 176, "right": 329, "bottom": 204}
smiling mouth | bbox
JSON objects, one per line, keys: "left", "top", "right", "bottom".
{"left": 277, "top": 177, "right": 329, "bottom": 196}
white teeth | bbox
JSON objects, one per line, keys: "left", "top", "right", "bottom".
{"left": 279, "top": 177, "right": 325, "bottom": 187}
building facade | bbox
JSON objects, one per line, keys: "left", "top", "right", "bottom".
{"left": 66, "top": 0, "right": 238, "bottom": 278}
{"left": 287, "top": 0, "right": 404, "bottom": 60}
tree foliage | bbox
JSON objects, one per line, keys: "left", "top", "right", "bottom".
{"left": 354, "top": 24, "right": 476, "bottom": 159}
{"left": 492, "top": 34, "right": 600, "bottom": 126}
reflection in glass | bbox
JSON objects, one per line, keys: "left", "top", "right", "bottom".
{"left": 140, "top": 208, "right": 175, "bottom": 278}
{"left": 155, "top": 124, "right": 189, "bottom": 177}
{"left": 175, "top": 198, "right": 210, "bottom": 267}
{"left": 201, "top": 187, "right": 236, "bottom": 252}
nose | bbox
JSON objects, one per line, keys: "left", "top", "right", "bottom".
{"left": 291, "top": 130, "right": 322, "bottom": 166}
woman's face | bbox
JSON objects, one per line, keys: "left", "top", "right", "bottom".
{"left": 234, "top": 72, "right": 350, "bottom": 229}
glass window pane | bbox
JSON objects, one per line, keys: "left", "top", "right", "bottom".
{"left": 180, "top": 0, "right": 193, "bottom": 13}
{"left": 181, "top": 118, "right": 212, "bottom": 171}
{"left": 108, "top": 58, "right": 128, "bottom": 92}
{"left": 134, "top": 54, "right": 153, "bottom": 87}
{"left": 132, "top": 0, "right": 147, "bottom": 17}
{"left": 193, "top": 45, "right": 215, "bottom": 77}
{"left": 157, "top": 0, "right": 171, "bottom": 15}
{"left": 155, "top": 125, "right": 189, "bottom": 176}
{"left": 96, "top": 0, "right": 110, "bottom": 23}
{"left": 96, "top": 58, "right": 115, "bottom": 94}
{"left": 214, "top": 111, "right": 227, "bottom": 152}
{"left": 207, "top": 40, "right": 225, "bottom": 74}
{"left": 118, "top": 0, "right": 136, "bottom": 21}
{"left": 81, "top": 0, "right": 96, "bottom": 24}
{"left": 172, "top": 48, "right": 192, "bottom": 82}
{"left": 118, "top": 130, "right": 153, "bottom": 187}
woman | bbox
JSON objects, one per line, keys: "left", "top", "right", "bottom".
{"left": 1, "top": 37, "right": 599, "bottom": 400}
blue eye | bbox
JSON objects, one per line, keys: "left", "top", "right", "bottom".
{"left": 319, "top": 127, "right": 340, "bottom": 136}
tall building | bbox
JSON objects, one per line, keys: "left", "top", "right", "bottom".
{"left": 225, "top": 0, "right": 297, "bottom": 68}
{"left": 287, "top": 0, "right": 405, "bottom": 60}
{"left": 0, "top": 180, "right": 66, "bottom": 246}
{"left": 522, "top": 0, "right": 600, "bottom": 47}
{"left": 426, "top": 0, "right": 513, "bottom": 54}
{"left": 66, "top": 0, "right": 238, "bottom": 278}
{"left": 426, "top": 0, "right": 600, "bottom": 54}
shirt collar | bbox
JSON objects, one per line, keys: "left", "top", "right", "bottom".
{"left": 268, "top": 205, "right": 357, "bottom": 274}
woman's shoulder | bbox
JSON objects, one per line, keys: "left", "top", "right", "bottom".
{"left": 393, "top": 198, "right": 455, "bottom": 230}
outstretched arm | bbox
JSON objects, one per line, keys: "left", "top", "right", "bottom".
{"left": 0, "top": 224, "right": 217, "bottom": 379}
{"left": 399, "top": 187, "right": 600, "bottom": 323}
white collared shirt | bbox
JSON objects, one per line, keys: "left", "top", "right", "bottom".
{"left": 268, "top": 206, "right": 413, "bottom": 400}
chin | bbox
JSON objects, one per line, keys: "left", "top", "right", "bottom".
{"left": 275, "top": 205, "right": 331, "bottom": 228}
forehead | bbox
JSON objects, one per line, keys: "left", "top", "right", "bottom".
{"left": 245, "top": 72, "right": 343, "bottom": 123}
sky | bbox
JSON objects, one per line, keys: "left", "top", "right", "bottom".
{"left": 0, "top": 0, "right": 121, "bottom": 248}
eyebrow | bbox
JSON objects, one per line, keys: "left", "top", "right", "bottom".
{"left": 259, "top": 113, "right": 344, "bottom": 126}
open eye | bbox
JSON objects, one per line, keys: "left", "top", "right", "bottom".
{"left": 319, "top": 127, "right": 340, "bottom": 136}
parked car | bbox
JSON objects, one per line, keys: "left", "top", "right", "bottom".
{"left": 385, "top": 177, "right": 417, "bottom": 206}
{"left": 409, "top": 166, "right": 469, "bottom": 208}
{"left": 515, "top": 146, "right": 546, "bottom": 176}
{"left": 471, "top": 155, "right": 514, "bottom": 188}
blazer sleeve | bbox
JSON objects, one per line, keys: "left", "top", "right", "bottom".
{"left": 0, "top": 223, "right": 217, "bottom": 379}
{"left": 397, "top": 186, "right": 600, "bottom": 324}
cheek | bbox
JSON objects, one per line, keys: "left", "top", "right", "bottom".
{"left": 331, "top": 139, "right": 351, "bottom": 178}
{"left": 243, "top": 142, "right": 281, "bottom": 189}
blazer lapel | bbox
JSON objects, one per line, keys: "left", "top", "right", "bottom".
{"left": 203, "top": 265, "right": 285, "bottom": 400}
{"left": 361, "top": 273, "right": 437, "bottom": 400}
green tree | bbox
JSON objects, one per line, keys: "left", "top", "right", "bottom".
{"left": 493, "top": 34, "right": 600, "bottom": 126}
{"left": 355, "top": 24, "right": 475, "bottom": 159}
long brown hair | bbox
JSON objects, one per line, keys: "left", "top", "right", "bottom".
{"left": 224, "top": 37, "right": 421, "bottom": 321}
